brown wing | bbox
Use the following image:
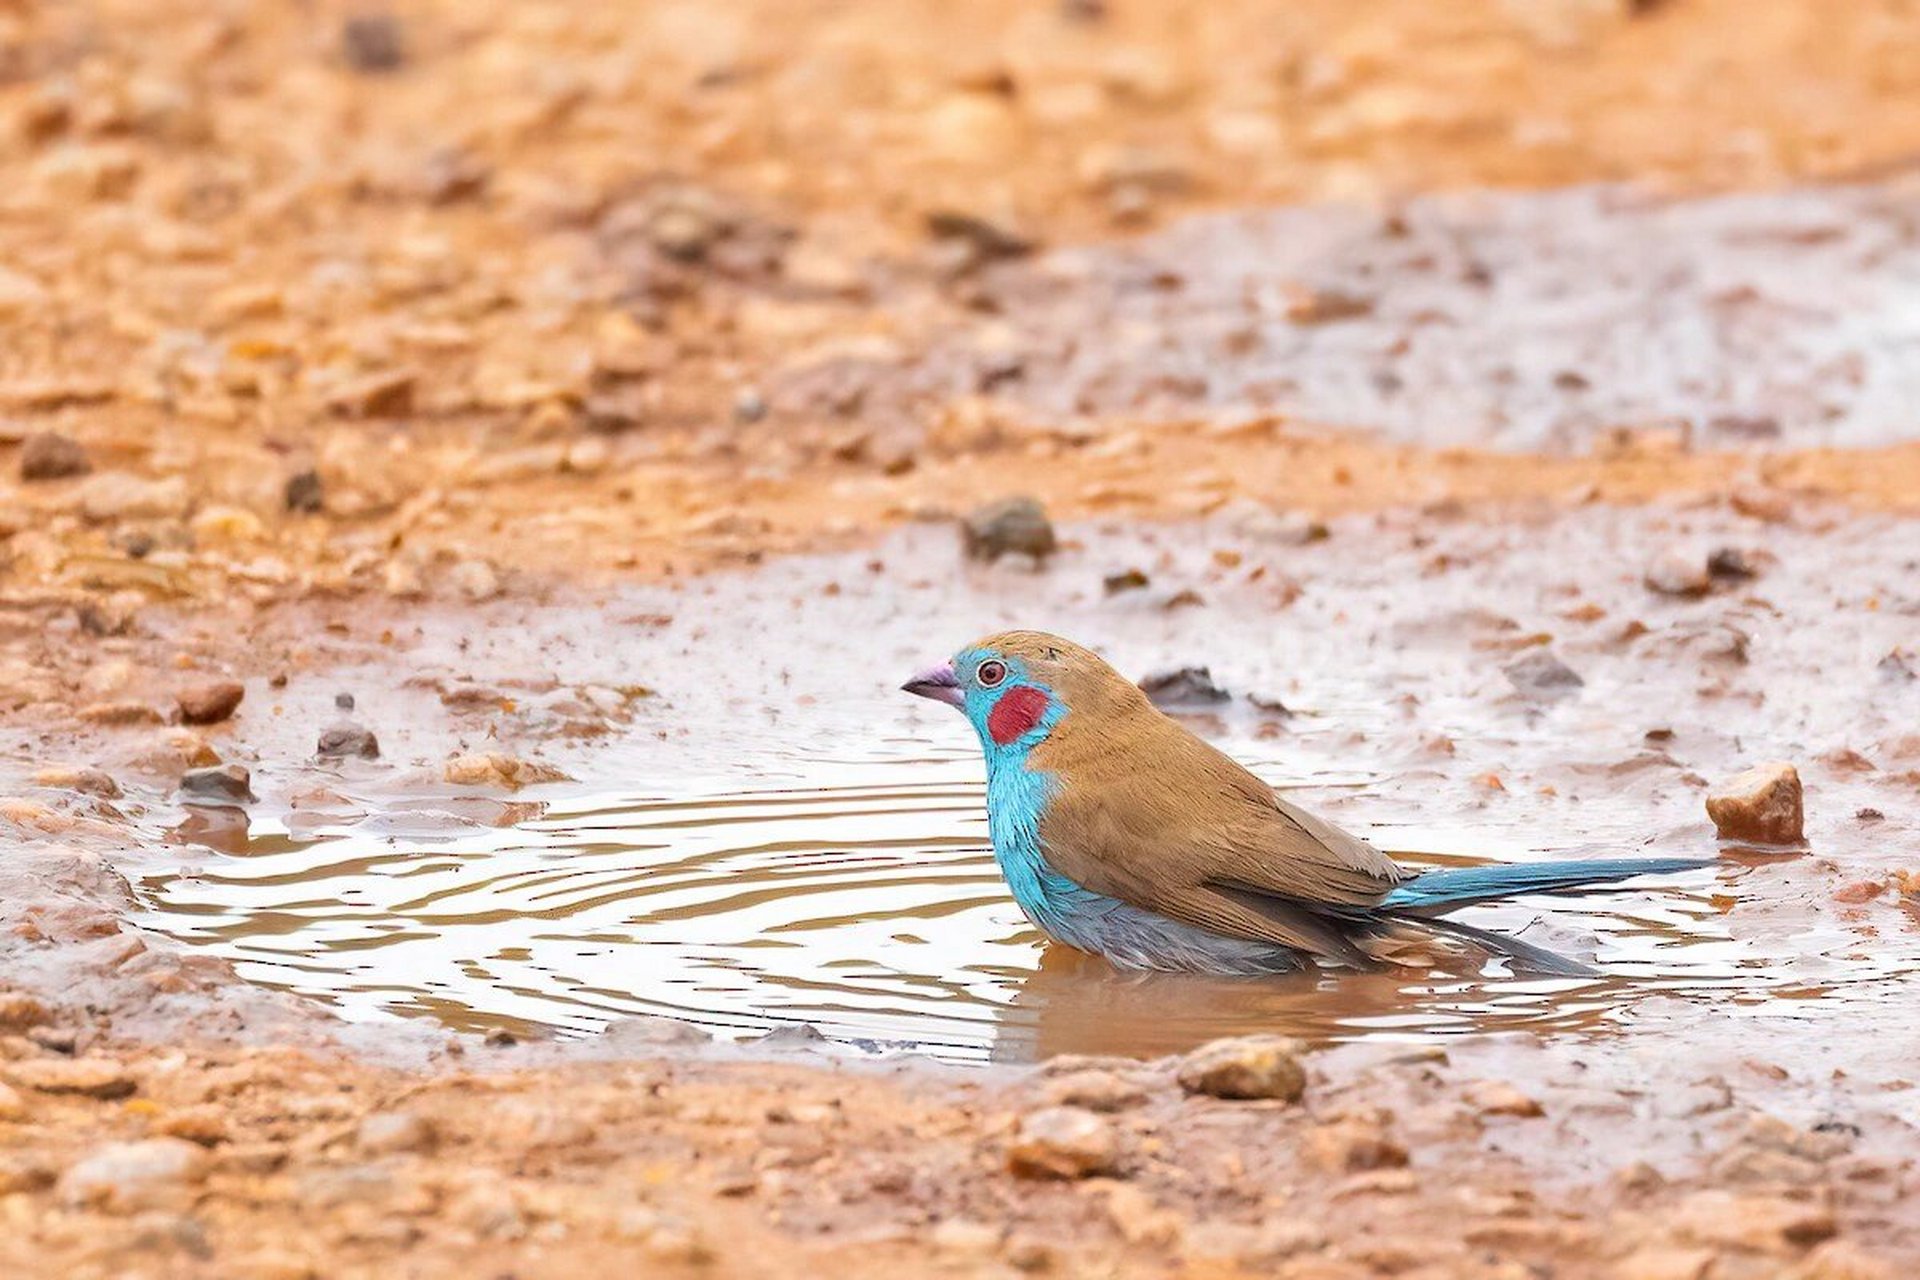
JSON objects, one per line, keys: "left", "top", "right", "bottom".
{"left": 1032, "top": 703, "right": 1405, "bottom": 963}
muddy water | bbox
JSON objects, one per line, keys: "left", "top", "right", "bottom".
{"left": 906, "top": 182, "right": 1920, "bottom": 451}
{"left": 125, "top": 511, "right": 1920, "bottom": 1068}
{"left": 132, "top": 750, "right": 1763, "bottom": 1065}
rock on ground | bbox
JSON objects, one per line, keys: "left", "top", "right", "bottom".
{"left": 962, "top": 497, "right": 1057, "bottom": 563}
{"left": 1175, "top": 1036, "right": 1306, "bottom": 1102}
{"left": 1706, "top": 762, "right": 1804, "bottom": 844}
{"left": 1302, "top": 1114, "right": 1409, "bottom": 1173}
{"left": 31, "top": 767, "right": 121, "bottom": 797}
{"left": 78, "top": 701, "right": 163, "bottom": 726}
{"left": 1006, "top": 1106, "right": 1120, "bottom": 1179}
{"left": 179, "top": 763, "right": 256, "bottom": 805}
{"left": 1465, "top": 1080, "right": 1544, "bottom": 1118}
{"left": 318, "top": 720, "right": 381, "bottom": 760}
{"left": 357, "top": 1111, "right": 439, "bottom": 1155}
{"left": 284, "top": 468, "right": 324, "bottom": 513}
{"left": 1040, "top": 1069, "right": 1149, "bottom": 1113}
{"left": 176, "top": 681, "right": 245, "bottom": 725}
{"left": 1645, "top": 549, "right": 1712, "bottom": 597}
{"left": 1139, "top": 666, "right": 1233, "bottom": 708}
{"left": 599, "top": 1016, "right": 713, "bottom": 1049}
{"left": 444, "top": 753, "right": 572, "bottom": 789}
{"left": 20, "top": 432, "right": 91, "bottom": 481}
{"left": 1504, "top": 648, "right": 1584, "bottom": 697}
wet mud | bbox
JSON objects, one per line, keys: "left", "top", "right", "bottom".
{"left": 93, "top": 508, "right": 1920, "bottom": 1085}
{"left": 5, "top": 503, "right": 1919, "bottom": 1277}
{"left": 6, "top": 0, "right": 1920, "bottom": 1273}
{"left": 899, "top": 183, "right": 1920, "bottom": 451}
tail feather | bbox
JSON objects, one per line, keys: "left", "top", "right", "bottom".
{"left": 1381, "top": 856, "right": 1710, "bottom": 918}
{"left": 1402, "top": 913, "right": 1598, "bottom": 978}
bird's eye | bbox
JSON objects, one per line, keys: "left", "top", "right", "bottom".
{"left": 976, "top": 659, "right": 1007, "bottom": 687}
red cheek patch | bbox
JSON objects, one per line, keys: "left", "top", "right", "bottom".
{"left": 988, "top": 686, "right": 1051, "bottom": 745}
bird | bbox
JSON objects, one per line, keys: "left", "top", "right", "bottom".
{"left": 902, "top": 630, "right": 1709, "bottom": 977}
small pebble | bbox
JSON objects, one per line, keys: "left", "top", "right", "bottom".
{"left": 1645, "top": 550, "right": 1711, "bottom": 598}
{"left": 356, "top": 1111, "right": 438, "bottom": 1155}
{"left": 1139, "top": 667, "right": 1231, "bottom": 709}
{"left": 342, "top": 14, "right": 406, "bottom": 73}
{"left": 444, "top": 753, "right": 570, "bottom": 789}
{"left": 1007, "top": 1106, "right": 1120, "bottom": 1179}
{"left": 175, "top": 680, "right": 244, "bottom": 725}
{"left": 1706, "top": 762, "right": 1804, "bottom": 845}
{"left": 1465, "top": 1080, "right": 1545, "bottom": 1118}
{"left": 1707, "top": 546, "right": 1760, "bottom": 580}
{"left": 449, "top": 558, "right": 502, "bottom": 602}
{"left": 30, "top": 766, "right": 121, "bottom": 797}
{"left": 20, "top": 431, "right": 91, "bottom": 481}
{"left": 284, "top": 468, "right": 324, "bottom": 513}
{"left": 962, "top": 496, "right": 1057, "bottom": 563}
{"left": 179, "top": 763, "right": 256, "bottom": 805}
{"left": 1176, "top": 1035, "right": 1306, "bottom": 1102}
{"left": 156, "top": 1105, "right": 230, "bottom": 1147}
{"left": 1503, "top": 648, "right": 1584, "bottom": 698}
{"left": 1303, "top": 1116, "right": 1408, "bottom": 1174}
{"left": 317, "top": 722, "right": 380, "bottom": 760}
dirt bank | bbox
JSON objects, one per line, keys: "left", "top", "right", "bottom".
{"left": 5, "top": 0, "right": 1920, "bottom": 1274}
{"left": 6, "top": 504, "right": 1918, "bottom": 1277}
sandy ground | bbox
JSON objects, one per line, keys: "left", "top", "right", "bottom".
{"left": 3, "top": 0, "right": 1920, "bottom": 1275}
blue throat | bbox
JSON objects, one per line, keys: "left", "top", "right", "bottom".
{"left": 962, "top": 679, "right": 1093, "bottom": 938}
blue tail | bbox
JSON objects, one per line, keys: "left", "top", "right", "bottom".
{"left": 1381, "top": 856, "right": 1710, "bottom": 918}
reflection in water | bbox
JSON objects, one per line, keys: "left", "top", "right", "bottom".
{"left": 128, "top": 755, "right": 1920, "bottom": 1065}
{"left": 989, "top": 947, "right": 1623, "bottom": 1063}
{"left": 168, "top": 805, "right": 253, "bottom": 855}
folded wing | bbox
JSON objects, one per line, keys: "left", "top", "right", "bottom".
{"left": 1034, "top": 714, "right": 1405, "bottom": 964}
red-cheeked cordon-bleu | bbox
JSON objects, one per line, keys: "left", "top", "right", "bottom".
{"left": 903, "top": 631, "right": 1709, "bottom": 976}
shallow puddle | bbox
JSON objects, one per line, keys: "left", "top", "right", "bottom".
{"left": 118, "top": 512, "right": 1920, "bottom": 1067}
{"left": 127, "top": 740, "right": 1906, "bottom": 1066}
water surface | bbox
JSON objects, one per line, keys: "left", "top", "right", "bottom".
{"left": 131, "top": 742, "right": 1901, "bottom": 1065}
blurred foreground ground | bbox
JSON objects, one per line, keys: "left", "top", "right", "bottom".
{"left": 2, "top": 1, "right": 1919, "bottom": 1276}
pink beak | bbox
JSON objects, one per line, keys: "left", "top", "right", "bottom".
{"left": 902, "top": 658, "right": 964, "bottom": 708}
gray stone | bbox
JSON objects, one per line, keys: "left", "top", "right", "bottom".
{"left": 317, "top": 721, "right": 380, "bottom": 760}
{"left": 1504, "top": 648, "right": 1584, "bottom": 698}
{"left": 179, "top": 763, "right": 255, "bottom": 805}
{"left": 962, "top": 496, "right": 1057, "bottom": 563}
{"left": 1139, "top": 666, "right": 1231, "bottom": 708}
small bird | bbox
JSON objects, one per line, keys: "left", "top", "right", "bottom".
{"left": 903, "top": 631, "right": 1708, "bottom": 977}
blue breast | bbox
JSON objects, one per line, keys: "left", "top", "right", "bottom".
{"left": 979, "top": 730, "right": 1299, "bottom": 977}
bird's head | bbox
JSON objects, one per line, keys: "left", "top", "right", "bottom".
{"left": 901, "top": 630, "right": 1146, "bottom": 757}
